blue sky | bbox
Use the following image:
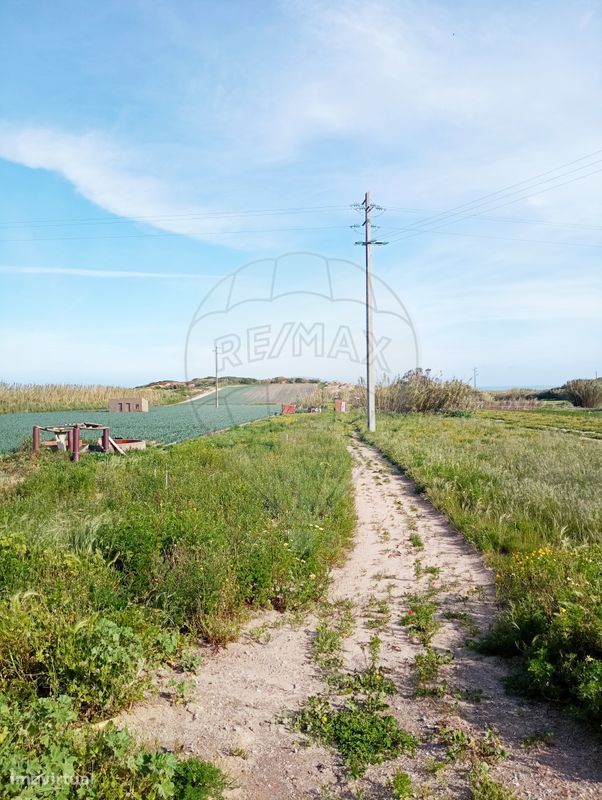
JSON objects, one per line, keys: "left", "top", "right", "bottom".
{"left": 0, "top": 0, "right": 600, "bottom": 387}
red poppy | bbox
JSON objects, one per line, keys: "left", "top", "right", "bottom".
{"left": 407, "top": 609, "right": 415, "bottom": 615}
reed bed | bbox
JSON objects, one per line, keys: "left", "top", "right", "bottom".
{"left": 0, "top": 382, "right": 187, "bottom": 413}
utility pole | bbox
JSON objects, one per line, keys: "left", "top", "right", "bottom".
{"left": 214, "top": 346, "right": 219, "bottom": 408}
{"left": 473, "top": 367, "right": 478, "bottom": 390}
{"left": 354, "top": 192, "right": 387, "bottom": 432}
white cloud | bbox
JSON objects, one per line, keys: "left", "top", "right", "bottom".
{"left": 0, "top": 126, "right": 229, "bottom": 239}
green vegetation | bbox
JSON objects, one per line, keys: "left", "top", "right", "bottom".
{"left": 293, "top": 693, "right": 417, "bottom": 779}
{"left": 0, "top": 694, "right": 229, "bottom": 799}
{"left": 363, "top": 594, "right": 392, "bottom": 631}
{"left": 312, "top": 599, "right": 355, "bottom": 670}
{"left": 362, "top": 413, "right": 602, "bottom": 724}
{"left": 400, "top": 592, "right": 441, "bottom": 646}
{"left": 414, "top": 648, "right": 453, "bottom": 698}
{"left": 409, "top": 531, "right": 424, "bottom": 549}
{"left": 389, "top": 771, "right": 416, "bottom": 799}
{"left": 0, "top": 386, "right": 280, "bottom": 451}
{"left": 469, "top": 764, "right": 519, "bottom": 800}
{"left": 478, "top": 407, "right": 602, "bottom": 437}
{"left": 0, "top": 414, "right": 354, "bottom": 793}
{"left": 435, "top": 725, "right": 506, "bottom": 765}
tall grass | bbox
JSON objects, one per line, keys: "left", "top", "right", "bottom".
{"left": 361, "top": 414, "right": 602, "bottom": 724}
{"left": 375, "top": 370, "right": 479, "bottom": 413}
{"left": 0, "top": 382, "right": 189, "bottom": 414}
{"left": 564, "top": 378, "right": 602, "bottom": 408}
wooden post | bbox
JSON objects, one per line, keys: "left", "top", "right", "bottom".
{"left": 72, "top": 426, "right": 80, "bottom": 463}
{"left": 67, "top": 429, "right": 74, "bottom": 453}
{"left": 32, "top": 426, "right": 40, "bottom": 453}
{"left": 102, "top": 427, "right": 110, "bottom": 453}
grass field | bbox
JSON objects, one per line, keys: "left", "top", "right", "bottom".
{"left": 0, "top": 414, "right": 354, "bottom": 796}
{"left": 361, "top": 413, "right": 602, "bottom": 724}
{"left": 0, "top": 386, "right": 280, "bottom": 452}
{"left": 478, "top": 407, "right": 602, "bottom": 437}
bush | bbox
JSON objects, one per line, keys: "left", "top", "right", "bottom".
{"left": 564, "top": 378, "right": 602, "bottom": 408}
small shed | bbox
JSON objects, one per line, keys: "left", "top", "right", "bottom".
{"left": 281, "top": 403, "right": 296, "bottom": 415}
{"left": 108, "top": 397, "right": 149, "bottom": 413}
{"left": 334, "top": 399, "right": 347, "bottom": 413}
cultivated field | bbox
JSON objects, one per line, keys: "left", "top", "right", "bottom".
{"left": 0, "top": 386, "right": 280, "bottom": 452}
{"left": 229, "top": 382, "right": 319, "bottom": 404}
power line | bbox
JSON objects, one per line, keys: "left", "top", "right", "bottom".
{"left": 384, "top": 207, "right": 602, "bottom": 233}
{"left": 0, "top": 204, "right": 349, "bottom": 229}
{"left": 386, "top": 163, "right": 602, "bottom": 245}
{"left": 408, "top": 228, "right": 602, "bottom": 249}
{"left": 387, "top": 147, "right": 602, "bottom": 235}
{"left": 0, "top": 223, "right": 351, "bottom": 244}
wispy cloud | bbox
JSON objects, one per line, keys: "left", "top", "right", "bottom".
{"left": 0, "top": 265, "right": 214, "bottom": 280}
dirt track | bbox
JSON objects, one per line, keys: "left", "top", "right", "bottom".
{"left": 117, "top": 439, "right": 601, "bottom": 798}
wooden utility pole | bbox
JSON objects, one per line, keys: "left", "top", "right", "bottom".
{"left": 354, "top": 192, "right": 387, "bottom": 432}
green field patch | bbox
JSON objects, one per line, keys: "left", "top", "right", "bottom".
{"left": 0, "top": 386, "right": 280, "bottom": 452}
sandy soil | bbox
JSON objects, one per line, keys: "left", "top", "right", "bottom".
{"left": 116, "top": 439, "right": 601, "bottom": 799}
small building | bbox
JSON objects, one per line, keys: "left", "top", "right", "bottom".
{"left": 108, "top": 397, "right": 149, "bottom": 413}
{"left": 334, "top": 399, "right": 347, "bottom": 413}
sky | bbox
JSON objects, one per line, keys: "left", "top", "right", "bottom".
{"left": 0, "top": 0, "right": 601, "bottom": 388}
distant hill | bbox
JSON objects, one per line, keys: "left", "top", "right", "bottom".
{"left": 137, "top": 376, "right": 321, "bottom": 389}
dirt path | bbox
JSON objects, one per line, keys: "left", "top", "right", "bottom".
{"left": 178, "top": 387, "right": 218, "bottom": 404}
{"left": 117, "top": 439, "right": 601, "bottom": 798}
